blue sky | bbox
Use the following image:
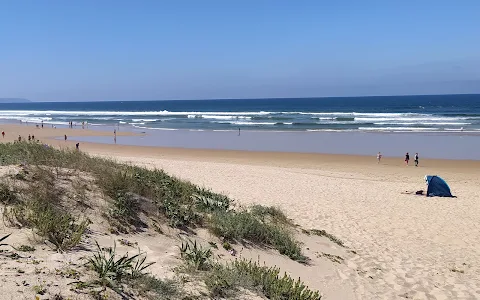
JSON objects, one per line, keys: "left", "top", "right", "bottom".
{"left": 1, "top": 1, "right": 479, "bottom": 101}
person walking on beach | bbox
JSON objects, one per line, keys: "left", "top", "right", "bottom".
{"left": 238, "top": 128, "right": 241, "bottom": 136}
{"left": 414, "top": 153, "right": 419, "bottom": 167}
{"left": 405, "top": 152, "right": 410, "bottom": 166}
{"left": 377, "top": 152, "right": 382, "bottom": 163}
{"left": 18, "top": 135, "right": 21, "bottom": 142}
{"left": 114, "top": 129, "right": 117, "bottom": 144}
{"left": 76, "top": 143, "right": 80, "bottom": 150}
{"left": 28, "top": 134, "right": 31, "bottom": 141}
{"left": 64, "top": 134, "right": 67, "bottom": 141}
{"left": 1, "top": 131, "right": 4, "bottom": 138}
{"left": 41, "top": 120, "right": 44, "bottom": 128}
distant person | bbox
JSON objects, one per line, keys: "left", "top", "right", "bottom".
{"left": 238, "top": 128, "right": 241, "bottom": 136}
{"left": 405, "top": 152, "right": 410, "bottom": 166}
{"left": 414, "top": 153, "right": 419, "bottom": 167}
{"left": 76, "top": 143, "right": 79, "bottom": 150}
{"left": 1, "top": 131, "right": 4, "bottom": 138}
{"left": 18, "top": 135, "right": 21, "bottom": 142}
{"left": 377, "top": 152, "right": 382, "bottom": 163}
{"left": 32, "top": 134, "right": 35, "bottom": 140}
{"left": 82, "top": 121, "right": 85, "bottom": 129}
{"left": 64, "top": 134, "right": 67, "bottom": 141}
{"left": 28, "top": 134, "right": 31, "bottom": 141}
{"left": 41, "top": 120, "right": 44, "bottom": 128}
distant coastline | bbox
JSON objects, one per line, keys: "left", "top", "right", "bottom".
{"left": 0, "top": 98, "right": 31, "bottom": 103}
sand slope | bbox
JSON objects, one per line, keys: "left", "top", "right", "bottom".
{"left": 109, "top": 155, "right": 480, "bottom": 300}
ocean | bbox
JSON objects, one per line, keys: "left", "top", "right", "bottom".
{"left": 1, "top": 94, "right": 480, "bottom": 133}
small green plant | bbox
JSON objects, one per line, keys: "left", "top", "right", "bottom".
{"left": 205, "top": 259, "right": 322, "bottom": 299}
{"left": 319, "top": 252, "right": 344, "bottom": 264}
{"left": 14, "top": 244, "right": 35, "bottom": 252}
{"left": 179, "top": 239, "right": 212, "bottom": 270}
{"left": 110, "top": 192, "right": 139, "bottom": 223}
{"left": 309, "top": 229, "right": 345, "bottom": 247}
{"left": 88, "top": 241, "right": 154, "bottom": 291}
{"left": 33, "top": 284, "right": 47, "bottom": 295}
{"left": 222, "top": 241, "right": 232, "bottom": 251}
{"left": 32, "top": 205, "right": 90, "bottom": 251}
{"left": 0, "top": 183, "right": 17, "bottom": 205}
{"left": 210, "top": 210, "right": 306, "bottom": 261}
{"left": 128, "top": 275, "right": 178, "bottom": 300}
{"left": 250, "top": 205, "right": 292, "bottom": 224}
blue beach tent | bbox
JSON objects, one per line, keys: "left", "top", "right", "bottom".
{"left": 424, "top": 175, "right": 454, "bottom": 197}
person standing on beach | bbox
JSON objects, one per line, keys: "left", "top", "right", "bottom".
{"left": 377, "top": 152, "right": 382, "bottom": 163}
{"left": 405, "top": 152, "right": 410, "bottom": 166}
{"left": 1, "top": 131, "right": 4, "bottom": 138}
{"left": 64, "top": 134, "right": 67, "bottom": 141}
{"left": 41, "top": 120, "right": 44, "bottom": 128}
{"left": 76, "top": 143, "right": 79, "bottom": 150}
{"left": 414, "top": 153, "right": 419, "bottom": 167}
{"left": 114, "top": 129, "right": 117, "bottom": 144}
{"left": 238, "top": 128, "right": 241, "bottom": 136}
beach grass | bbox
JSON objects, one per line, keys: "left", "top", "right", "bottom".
{"left": 203, "top": 259, "right": 321, "bottom": 299}
{"left": 0, "top": 141, "right": 304, "bottom": 260}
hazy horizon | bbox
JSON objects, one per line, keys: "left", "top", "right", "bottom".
{"left": 1, "top": 1, "right": 480, "bottom": 102}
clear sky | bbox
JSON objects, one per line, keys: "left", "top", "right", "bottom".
{"left": 1, "top": 0, "right": 480, "bottom": 101}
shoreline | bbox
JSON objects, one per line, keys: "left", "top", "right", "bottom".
{"left": 1, "top": 123, "right": 480, "bottom": 169}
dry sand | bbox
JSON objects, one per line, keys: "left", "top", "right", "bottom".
{"left": 2, "top": 123, "right": 480, "bottom": 299}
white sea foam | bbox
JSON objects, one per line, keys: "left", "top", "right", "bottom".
{"left": 373, "top": 122, "right": 471, "bottom": 126}
{"left": 0, "top": 110, "right": 272, "bottom": 117}
{"left": 359, "top": 127, "right": 440, "bottom": 131}
{"left": 227, "top": 121, "right": 277, "bottom": 126}
{"left": 131, "top": 118, "right": 158, "bottom": 122}
{"left": 200, "top": 115, "right": 252, "bottom": 120}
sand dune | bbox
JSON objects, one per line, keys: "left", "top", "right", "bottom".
{"left": 104, "top": 154, "right": 480, "bottom": 300}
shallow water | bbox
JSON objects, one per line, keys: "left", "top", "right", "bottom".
{"left": 68, "top": 128, "right": 480, "bottom": 160}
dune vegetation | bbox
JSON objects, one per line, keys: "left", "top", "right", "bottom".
{"left": 0, "top": 142, "right": 322, "bottom": 299}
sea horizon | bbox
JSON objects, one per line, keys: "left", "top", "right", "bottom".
{"left": 1, "top": 94, "right": 480, "bottom": 134}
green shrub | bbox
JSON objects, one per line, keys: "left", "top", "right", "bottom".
{"left": 210, "top": 210, "right": 306, "bottom": 261}
{"left": 206, "top": 259, "right": 321, "bottom": 300}
{"left": 0, "top": 143, "right": 305, "bottom": 261}
{"left": 179, "top": 239, "right": 212, "bottom": 271}
{"left": 33, "top": 205, "right": 89, "bottom": 251}
{"left": 0, "top": 183, "right": 17, "bottom": 205}
{"left": 309, "top": 229, "right": 345, "bottom": 248}
{"left": 222, "top": 241, "right": 232, "bottom": 251}
{"left": 88, "top": 241, "right": 154, "bottom": 291}
{"left": 128, "top": 275, "right": 178, "bottom": 300}
{"left": 250, "top": 205, "right": 291, "bottom": 225}
{"left": 109, "top": 192, "right": 139, "bottom": 223}
{"left": 14, "top": 245, "right": 35, "bottom": 252}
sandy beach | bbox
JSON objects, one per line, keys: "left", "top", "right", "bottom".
{"left": 1, "top": 123, "right": 480, "bottom": 299}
